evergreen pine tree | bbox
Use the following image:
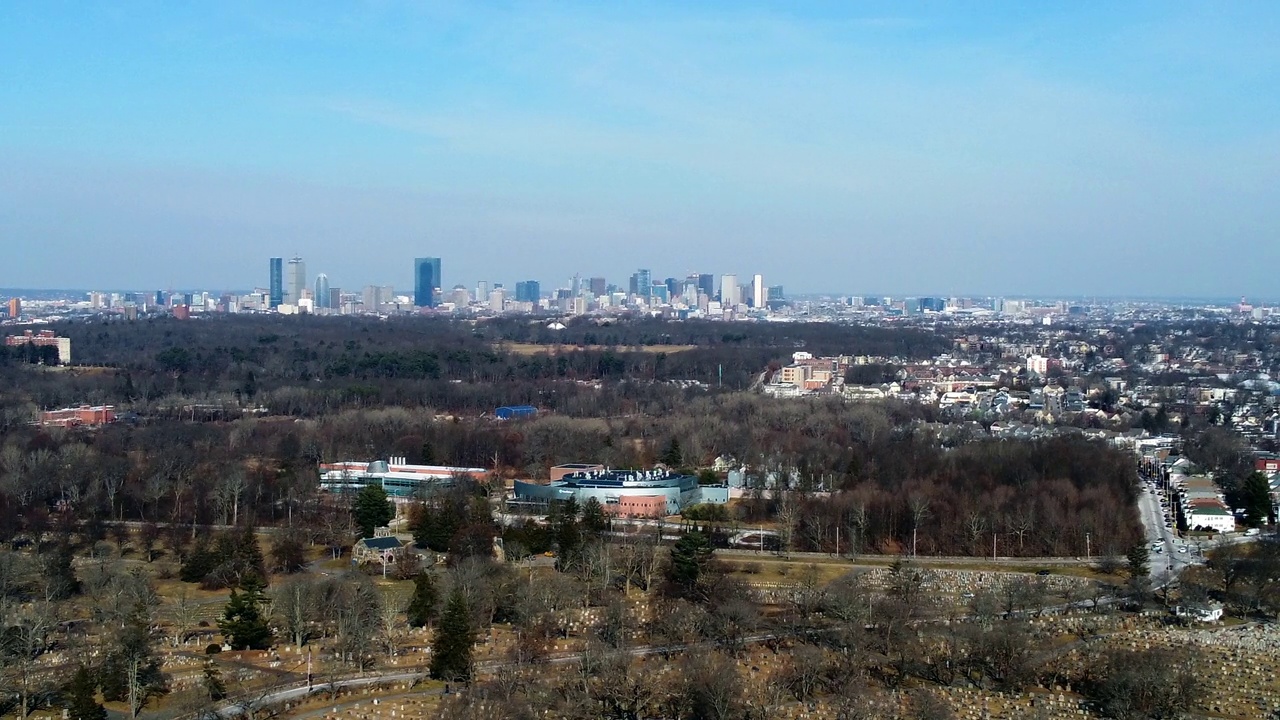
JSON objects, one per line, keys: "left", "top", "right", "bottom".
{"left": 65, "top": 665, "right": 106, "bottom": 720}
{"left": 1241, "top": 471, "right": 1276, "bottom": 526}
{"left": 352, "top": 484, "right": 394, "bottom": 539}
{"left": 551, "top": 497, "right": 583, "bottom": 570}
{"left": 1127, "top": 543, "right": 1150, "bottom": 578}
{"left": 662, "top": 437, "right": 683, "bottom": 467}
{"left": 430, "top": 589, "right": 476, "bottom": 682}
{"left": 406, "top": 571, "right": 440, "bottom": 628}
{"left": 44, "top": 541, "right": 81, "bottom": 599}
{"left": 202, "top": 659, "right": 227, "bottom": 701}
{"left": 580, "top": 497, "right": 611, "bottom": 540}
{"left": 667, "top": 530, "right": 714, "bottom": 598}
{"left": 412, "top": 504, "right": 458, "bottom": 552}
{"left": 179, "top": 541, "right": 216, "bottom": 583}
{"left": 218, "top": 576, "right": 274, "bottom": 650}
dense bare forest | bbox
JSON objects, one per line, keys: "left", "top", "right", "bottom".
{"left": 0, "top": 315, "right": 948, "bottom": 417}
{"left": 0, "top": 316, "right": 1142, "bottom": 557}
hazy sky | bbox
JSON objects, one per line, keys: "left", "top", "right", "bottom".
{"left": 3, "top": 2, "right": 1278, "bottom": 298}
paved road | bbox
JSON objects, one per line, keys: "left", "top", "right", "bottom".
{"left": 1135, "top": 477, "right": 1199, "bottom": 587}
{"left": 209, "top": 634, "right": 783, "bottom": 718}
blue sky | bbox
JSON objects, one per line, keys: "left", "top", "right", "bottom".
{"left": 2, "top": 2, "right": 1278, "bottom": 297}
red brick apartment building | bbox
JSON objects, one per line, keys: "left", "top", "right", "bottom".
{"left": 5, "top": 329, "right": 72, "bottom": 364}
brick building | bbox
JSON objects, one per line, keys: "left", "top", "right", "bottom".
{"left": 5, "top": 329, "right": 71, "bottom": 364}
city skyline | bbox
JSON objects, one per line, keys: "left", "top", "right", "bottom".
{"left": 4, "top": 4, "right": 1280, "bottom": 296}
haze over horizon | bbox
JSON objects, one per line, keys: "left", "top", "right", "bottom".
{"left": 3, "top": 2, "right": 1278, "bottom": 297}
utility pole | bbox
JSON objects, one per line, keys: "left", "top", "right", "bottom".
{"left": 1086, "top": 532, "right": 1091, "bottom": 561}
{"left": 993, "top": 533, "right": 997, "bottom": 561}
{"left": 835, "top": 525, "right": 840, "bottom": 558}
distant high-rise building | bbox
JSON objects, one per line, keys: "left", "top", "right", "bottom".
{"left": 752, "top": 274, "right": 765, "bottom": 308}
{"left": 515, "top": 281, "right": 541, "bottom": 303}
{"left": 314, "top": 273, "right": 330, "bottom": 309}
{"left": 665, "top": 277, "right": 679, "bottom": 299}
{"left": 414, "top": 257, "right": 441, "bottom": 308}
{"left": 477, "top": 281, "right": 489, "bottom": 302}
{"left": 698, "top": 274, "right": 714, "bottom": 298}
{"left": 571, "top": 274, "right": 581, "bottom": 297}
{"left": 768, "top": 285, "right": 784, "bottom": 301}
{"left": 269, "top": 258, "right": 283, "bottom": 308}
{"left": 720, "top": 274, "right": 739, "bottom": 305}
{"left": 6, "top": 298, "right": 19, "bottom": 319}
{"left": 329, "top": 287, "right": 342, "bottom": 311}
{"left": 589, "top": 277, "right": 607, "bottom": 297}
{"left": 285, "top": 256, "right": 306, "bottom": 305}
{"left": 362, "top": 285, "right": 382, "bottom": 311}
{"left": 630, "top": 269, "right": 652, "bottom": 298}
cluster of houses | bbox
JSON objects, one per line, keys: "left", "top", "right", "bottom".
{"left": 1143, "top": 446, "right": 1280, "bottom": 535}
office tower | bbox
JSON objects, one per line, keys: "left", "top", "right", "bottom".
{"left": 720, "top": 274, "right": 738, "bottom": 305}
{"left": 362, "top": 285, "right": 382, "bottom": 311}
{"left": 266, "top": 257, "right": 284, "bottom": 304}
{"left": 768, "top": 285, "right": 784, "bottom": 301}
{"left": 515, "top": 281, "right": 541, "bottom": 303}
{"left": 284, "top": 256, "right": 306, "bottom": 305}
{"left": 571, "top": 274, "right": 581, "bottom": 297}
{"left": 414, "top": 257, "right": 441, "bottom": 308}
{"left": 665, "top": 277, "right": 679, "bottom": 299}
{"left": 488, "top": 289, "right": 505, "bottom": 312}
{"left": 477, "top": 280, "right": 489, "bottom": 302}
{"left": 314, "top": 273, "right": 330, "bottom": 309}
{"left": 752, "top": 274, "right": 765, "bottom": 308}
{"left": 698, "top": 273, "right": 714, "bottom": 298}
{"left": 6, "top": 298, "right": 19, "bottom": 318}
{"left": 329, "top": 287, "right": 342, "bottom": 311}
{"left": 589, "top": 277, "right": 607, "bottom": 297}
{"left": 630, "top": 269, "right": 651, "bottom": 298}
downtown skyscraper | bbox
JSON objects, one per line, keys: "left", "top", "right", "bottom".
{"left": 414, "top": 257, "right": 441, "bottom": 308}
{"left": 286, "top": 256, "right": 306, "bottom": 305}
{"left": 268, "top": 257, "right": 283, "bottom": 309}
{"left": 314, "top": 273, "right": 330, "bottom": 309}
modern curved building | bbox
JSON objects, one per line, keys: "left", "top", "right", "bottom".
{"left": 514, "top": 468, "right": 727, "bottom": 518}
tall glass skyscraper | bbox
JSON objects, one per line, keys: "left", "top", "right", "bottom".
{"left": 314, "top": 273, "right": 330, "bottom": 309}
{"left": 515, "top": 280, "right": 541, "bottom": 303}
{"left": 631, "top": 268, "right": 651, "bottom": 298}
{"left": 269, "top": 257, "right": 283, "bottom": 308}
{"left": 414, "top": 257, "right": 441, "bottom": 307}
